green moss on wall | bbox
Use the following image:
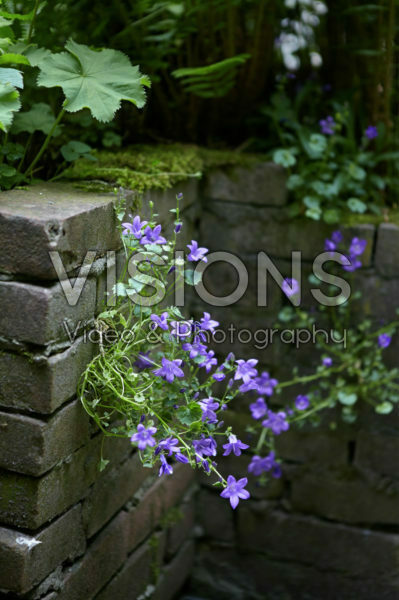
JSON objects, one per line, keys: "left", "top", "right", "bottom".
{"left": 63, "top": 144, "right": 266, "bottom": 193}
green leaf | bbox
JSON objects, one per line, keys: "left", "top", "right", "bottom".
{"left": 337, "top": 391, "right": 358, "bottom": 406}
{"left": 61, "top": 140, "right": 95, "bottom": 162}
{"left": 0, "top": 53, "right": 30, "bottom": 66}
{"left": 0, "top": 82, "right": 20, "bottom": 132}
{"left": 113, "top": 282, "right": 127, "bottom": 297}
{"left": 375, "top": 401, "right": 393, "bottom": 415}
{"left": 286, "top": 174, "right": 303, "bottom": 190}
{"left": 273, "top": 148, "right": 296, "bottom": 168}
{"left": 12, "top": 102, "right": 61, "bottom": 135}
{"left": 176, "top": 403, "right": 202, "bottom": 426}
{"left": 184, "top": 269, "right": 202, "bottom": 286}
{"left": 0, "top": 67, "right": 23, "bottom": 88}
{"left": 98, "top": 458, "right": 110, "bottom": 472}
{"left": 323, "top": 208, "right": 341, "bottom": 224}
{"left": 307, "top": 133, "right": 327, "bottom": 158}
{"left": 348, "top": 163, "right": 366, "bottom": 181}
{"left": 37, "top": 39, "right": 150, "bottom": 122}
{"left": 0, "top": 164, "right": 16, "bottom": 177}
{"left": 347, "top": 198, "right": 367, "bottom": 214}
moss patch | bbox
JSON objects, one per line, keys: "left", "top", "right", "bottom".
{"left": 63, "top": 143, "right": 266, "bottom": 193}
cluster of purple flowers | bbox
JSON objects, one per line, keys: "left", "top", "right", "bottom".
{"left": 319, "top": 115, "right": 336, "bottom": 135}
{"left": 248, "top": 452, "right": 281, "bottom": 479}
{"left": 324, "top": 230, "right": 367, "bottom": 272}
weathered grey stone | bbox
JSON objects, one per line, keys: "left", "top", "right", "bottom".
{"left": 0, "top": 399, "right": 90, "bottom": 476}
{"left": 82, "top": 452, "right": 154, "bottom": 538}
{"left": 200, "top": 203, "right": 375, "bottom": 265}
{"left": 275, "top": 427, "right": 350, "bottom": 466}
{"left": 153, "top": 539, "right": 195, "bottom": 600}
{"left": 166, "top": 496, "right": 195, "bottom": 559}
{"left": 355, "top": 430, "right": 399, "bottom": 480}
{"left": 0, "top": 435, "right": 132, "bottom": 529}
{"left": 0, "top": 183, "right": 122, "bottom": 280}
{"left": 353, "top": 271, "right": 399, "bottom": 321}
{"left": 290, "top": 465, "right": 399, "bottom": 524}
{"left": 51, "top": 511, "right": 130, "bottom": 600}
{"left": 0, "top": 336, "right": 95, "bottom": 414}
{"left": 238, "top": 502, "right": 399, "bottom": 577}
{"left": 0, "top": 505, "right": 85, "bottom": 594}
{"left": 0, "top": 278, "right": 96, "bottom": 346}
{"left": 197, "top": 488, "right": 235, "bottom": 543}
{"left": 94, "top": 537, "right": 157, "bottom": 600}
{"left": 126, "top": 463, "right": 195, "bottom": 553}
{"left": 375, "top": 223, "right": 399, "bottom": 277}
{"left": 203, "top": 163, "right": 287, "bottom": 206}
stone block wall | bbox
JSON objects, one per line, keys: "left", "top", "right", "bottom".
{"left": 1, "top": 161, "right": 399, "bottom": 600}
{"left": 188, "top": 162, "right": 399, "bottom": 600}
{"left": 0, "top": 183, "right": 199, "bottom": 600}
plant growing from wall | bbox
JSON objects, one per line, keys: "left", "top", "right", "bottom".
{"left": 244, "top": 231, "right": 399, "bottom": 485}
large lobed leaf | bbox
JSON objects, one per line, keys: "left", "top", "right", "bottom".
{"left": 0, "top": 81, "right": 20, "bottom": 132}
{"left": 37, "top": 39, "right": 151, "bottom": 122}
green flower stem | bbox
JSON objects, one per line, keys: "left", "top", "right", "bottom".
{"left": 24, "top": 107, "right": 66, "bottom": 179}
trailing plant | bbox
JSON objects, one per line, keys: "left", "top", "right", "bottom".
{"left": 244, "top": 230, "right": 399, "bottom": 485}
{"left": 78, "top": 193, "right": 256, "bottom": 509}
{"left": 0, "top": 2, "right": 150, "bottom": 189}
{"left": 271, "top": 100, "right": 399, "bottom": 222}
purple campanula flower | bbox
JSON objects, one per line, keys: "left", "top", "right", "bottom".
{"left": 254, "top": 372, "right": 278, "bottom": 396}
{"left": 156, "top": 437, "right": 179, "bottom": 456}
{"left": 141, "top": 224, "right": 167, "bottom": 246}
{"left": 177, "top": 192, "right": 183, "bottom": 200}
{"left": 262, "top": 410, "right": 289, "bottom": 435}
{"left": 282, "top": 278, "right": 299, "bottom": 298}
{"left": 176, "top": 452, "right": 189, "bottom": 463}
{"left": 175, "top": 223, "right": 182, "bottom": 233}
{"left": 187, "top": 240, "right": 209, "bottom": 263}
{"left": 332, "top": 230, "right": 343, "bottom": 244}
{"left": 122, "top": 215, "right": 148, "bottom": 239}
{"left": 235, "top": 359, "right": 259, "bottom": 384}
{"left": 213, "top": 367, "right": 226, "bottom": 382}
{"left": 295, "top": 394, "right": 310, "bottom": 410}
{"left": 192, "top": 436, "right": 217, "bottom": 461}
{"left": 182, "top": 341, "right": 208, "bottom": 359}
{"left": 349, "top": 237, "right": 367, "bottom": 257}
{"left": 150, "top": 311, "right": 169, "bottom": 331}
{"left": 198, "top": 397, "right": 220, "bottom": 424}
{"left": 226, "top": 352, "right": 235, "bottom": 362}
{"left": 222, "top": 434, "right": 249, "bottom": 457}
{"left": 153, "top": 357, "right": 184, "bottom": 383}
{"left": 378, "top": 333, "right": 392, "bottom": 349}
{"left": 319, "top": 115, "right": 336, "bottom": 135}
{"left": 170, "top": 320, "right": 193, "bottom": 340}
{"left": 199, "top": 349, "right": 218, "bottom": 373}
{"left": 325, "top": 238, "right": 336, "bottom": 252}
{"left": 130, "top": 424, "right": 157, "bottom": 451}
{"left": 200, "top": 312, "right": 219, "bottom": 333}
{"left": 365, "top": 125, "right": 378, "bottom": 140}
{"left": 250, "top": 397, "right": 267, "bottom": 420}
{"left": 220, "top": 475, "right": 250, "bottom": 509}
{"left": 239, "top": 379, "right": 258, "bottom": 393}
{"left": 322, "top": 357, "right": 333, "bottom": 367}
{"left": 248, "top": 451, "right": 278, "bottom": 476}
{"left": 134, "top": 351, "right": 154, "bottom": 370}
{"left": 343, "top": 257, "right": 362, "bottom": 272}
{"left": 159, "top": 454, "right": 173, "bottom": 476}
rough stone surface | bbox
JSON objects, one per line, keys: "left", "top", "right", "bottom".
{"left": 0, "top": 505, "right": 85, "bottom": 594}
{"left": 290, "top": 466, "right": 399, "bottom": 525}
{"left": 0, "top": 278, "right": 96, "bottom": 346}
{"left": 0, "top": 184, "right": 121, "bottom": 280}
{"left": 375, "top": 223, "right": 399, "bottom": 277}
{"left": 0, "top": 399, "right": 90, "bottom": 476}
{"left": 82, "top": 452, "right": 154, "bottom": 538}
{"left": 355, "top": 430, "right": 399, "bottom": 480}
{"left": 203, "top": 163, "right": 287, "bottom": 206}
{"left": 0, "top": 435, "right": 131, "bottom": 529}
{"left": 238, "top": 502, "right": 399, "bottom": 577}
{"left": 0, "top": 337, "right": 95, "bottom": 414}
{"left": 153, "top": 540, "right": 195, "bottom": 600}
